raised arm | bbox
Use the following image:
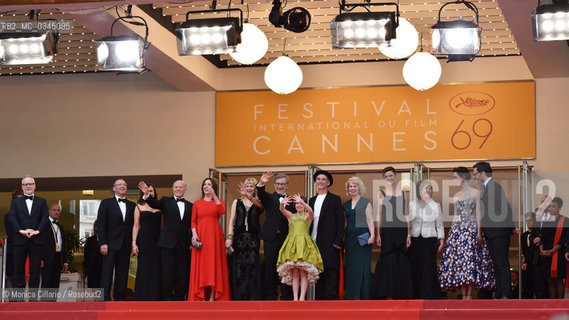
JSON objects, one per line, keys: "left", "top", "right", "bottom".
{"left": 138, "top": 181, "right": 162, "bottom": 209}
{"left": 238, "top": 182, "right": 264, "bottom": 210}
{"left": 293, "top": 194, "right": 313, "bottom": 221}
{"left": 279, "top": 196, "right": 293, "bottom": 221}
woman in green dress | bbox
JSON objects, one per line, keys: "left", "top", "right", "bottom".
{"left": 277, "top": 194, "right": 324, "bottom": 301}
{"left": 343, "top": 176, "right": 375, "bottom": 299}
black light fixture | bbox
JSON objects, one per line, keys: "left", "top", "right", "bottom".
{"left": 269, "top": 0, "right": 311, "bottom": 33}
{"left": 431, "top": 0, "right": 481, "bottom": 62}
{"left": 0, "top": 10, "right": 58, "bottom": 65}
{"left": 330, "top": 0, "right": 399, "bottom": 49}
{"left": 532, "top": 0, "right": 569, "bottom": 41}
{"left": 175, "top": 1, "right": 243, "bottom": 56}
{"left": 96, "top": 6, "right": 149, "bottom": 72}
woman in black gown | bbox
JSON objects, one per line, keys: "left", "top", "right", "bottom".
{"left": 373, "top": 167, "right": 412, "bottom": 299}
{"left": 131, "top": 183, "right": 162, "bottom": 300}
{"left": 225, "top": 178, "right": 264, "bottom": 300}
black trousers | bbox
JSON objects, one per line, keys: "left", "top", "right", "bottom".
{"left": 315, "top": 266, "right": 339, "bottom": 300}
{"left": 13, "top": 241, "right": 42, "bottom": 293}
{"left": 263, "top": 233, "right": 292, "bottom": 300}
{"left": 101, "top": 244, "right": 130, "bottom": 301}
{"left": 41, "top": 252, "right": 62, "bottom": 302}
{"left": 160, "top": 241, "right": 190, "bottom": 301}
{"left": 486, "top": 235, "right": 512, "bottom": 299}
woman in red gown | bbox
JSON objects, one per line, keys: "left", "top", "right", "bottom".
{"left": 189, "top": 177, "right": 230, "bottom": 301}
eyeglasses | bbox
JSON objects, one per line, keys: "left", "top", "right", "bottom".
{"left": 114, "top": 183, "right": 127, "bottom": 187}
{"left": 274, "top": 182, "right": 288, "bottom": 186}
{"left": 22, "top": 183, "right": 35, "bottom": 187}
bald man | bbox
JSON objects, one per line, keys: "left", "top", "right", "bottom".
{"left": 139, "top": 180, "right": 193, "bottom": 301}
{"left": 40, "top": 203, "right": 68, "bottom": 301}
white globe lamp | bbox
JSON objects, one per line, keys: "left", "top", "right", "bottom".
{"left": 379, "top": 18, "right": 419, "bottom": 59}
{"left": 264, "top": 55, "right": 303, "bottom": 94}
{"left": 229, "top": 23, "right": 268, "bottom": 65}
{"left": 402, "top": 51, "right": 442, "bottom": 91}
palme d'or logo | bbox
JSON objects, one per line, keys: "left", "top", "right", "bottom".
{"left": 449, "top": 91, "right": 495, "bottom": 116}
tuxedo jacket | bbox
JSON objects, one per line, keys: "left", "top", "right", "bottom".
{"left": 40, "top": 219, "right": 67, "bottom": 266}
{"left": 480, "top": 178, "right": 514, "bottom": 239}
{"left": 309, "top": 192, "right": 345, "bottom": 269}
{"left": 7, "top": 196, "right": 48, "bottom": 246}
{"left": 146, "top": 196, "right": 192, "bottom": 249}
{"left": 97, "top": 197, "right": 135, "bottom": 251}
{"left": 258, "top": 185, "right": 294, "bottom": 242}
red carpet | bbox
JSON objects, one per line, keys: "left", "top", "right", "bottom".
{"left": 0, "top": 300, "right": 567, "bottom": 320}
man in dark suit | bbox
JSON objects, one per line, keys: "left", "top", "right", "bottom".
{"left": 308, "top": 170, "right": 344, "bottom": 300}
{"left": 8, "top": 175, "right": 48, "bottom": 300}
{"left": 40, "top": 203, "right": 68, "bottom": 301}
{"left": 139, "top": 180, "right": 192, "bottom": 301}
{"left": 97, "top": 178, "right": 135, "bottom": 301}
{"left": 473, "top": 161, "right": 516, "bottom": 299}
{"left": 257, "top": 172, "right": 294, "bottom": 300}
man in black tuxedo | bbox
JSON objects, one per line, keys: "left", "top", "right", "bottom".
{"left": 97, "top": 178, "right": 135, "bottom": 301}
{"left": 309, "top": 170, "right": 344, "bottom": 300}
{"left": 8, "top": 175, "right": 48, "bottom": 299}
{"left": 257, "top": 172, "right": 294, "bottom": 300}
{"left": 473, "top": 162, "right": 516, "bottom": 299}
{"left": 40, "top": 203, "right": 68, "bottom": 301}
{"left": 139, "top": 180, "right": 192, "bottom": 301}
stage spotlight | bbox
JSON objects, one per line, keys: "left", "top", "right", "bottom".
{"left": 269, "top": 0, "right": 311, "bottom": 33}
{"left": 96, "top": 12, "right": 149, "bottom": 72}
{"left": 0, "top": 32, "right": 57, "bottom": 65}
{"left": 96, "top": 35, "right": 145, "bottom": 72}
{"left": 330, "top": 1, "right": 398, "bottom": 49}
{"left": 532, "top": 0, "right": 569, "bottom": 41}
{"left": 431, "top": 0, "right": 480, "bottom": 62}
{"left": 176, "top": 9, "right": 243, "bottom": 55}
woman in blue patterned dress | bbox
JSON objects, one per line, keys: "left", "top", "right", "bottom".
{"left": 439, "top": 167, "right": 495, "bottom": 299}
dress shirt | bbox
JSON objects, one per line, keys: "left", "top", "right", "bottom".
{"left": 49, "top": 216, "right": 63, "bottom": 252}
{"left": 115, "top": 195, "right": 126, "bottom": 221}
{"left": 175, "top": 196, "right": 185, "bottom": 220}
{"left": 25, "top": 194, "right": 34, "bottom": 214}
{"left": 409, "top": 200, "right": 444, "bottom": 239}
{"left": 311, "top": 194, "right": 326, "bottom": 241}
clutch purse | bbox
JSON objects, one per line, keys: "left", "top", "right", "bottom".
{"left": 192, "top": 240, "right": 202, "bottom": 250}
{"left": 357, "top": 232, "right": 371, "bottom": 246}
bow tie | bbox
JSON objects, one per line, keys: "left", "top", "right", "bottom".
{"left": 24, "top": 195, "right": 34, "bottom": 201}
{"left": 176, "top": 198, "right": 185, "bottom": 202}
{"left": 52, "top": 220, "right": 59, "bottom": 225}
{"left": 118, "top": 198, "right": 127, "bottom": 203}
{"left": 278, "top": 194, "right": 286, "bottom": 198}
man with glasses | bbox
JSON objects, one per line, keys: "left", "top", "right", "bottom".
{"left": 97, "top": 179, "right": 135, "bottom": 301}
{"left": 257, "top": 172, "right": 295, "bottom": 300}
{"left": 472, "top": 162, "right": 515, "bottom": 299}
{"left": 8, "top": 175, "right": 48, "bottom": 300}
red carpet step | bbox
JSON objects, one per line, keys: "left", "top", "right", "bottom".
{"left": 0, "top": 299, "right": 567, "bottom": 320}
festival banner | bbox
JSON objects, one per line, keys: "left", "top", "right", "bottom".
{"left": 216, "top": 81, "right": 535, "bottom": 167}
